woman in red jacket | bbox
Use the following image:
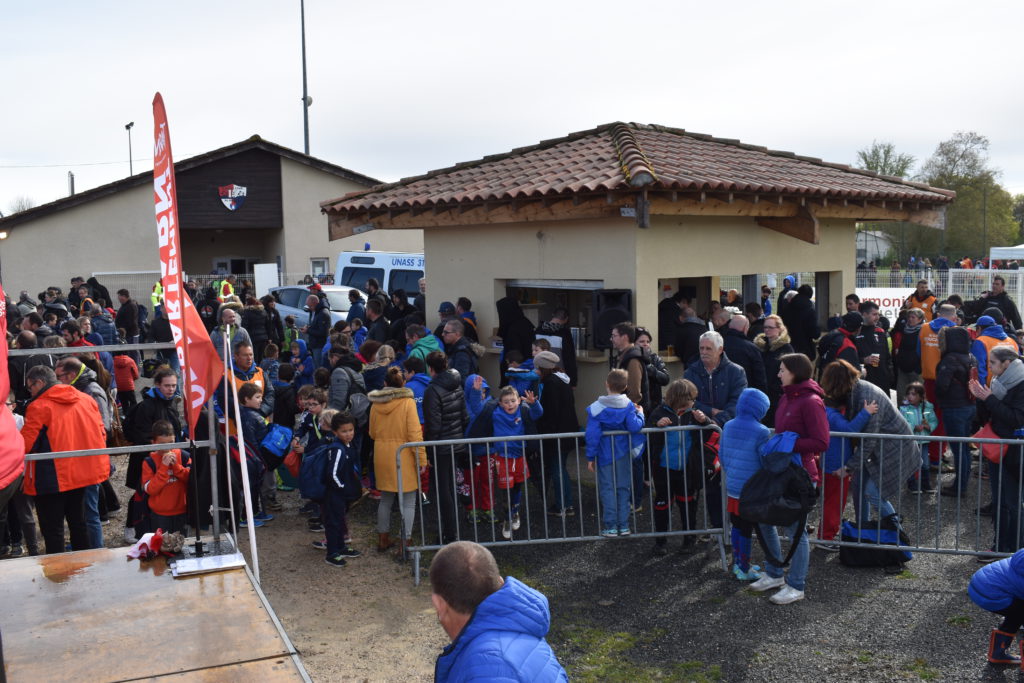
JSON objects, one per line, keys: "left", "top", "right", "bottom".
{"left": 774, "top": 354, "right": 830, "bottom": 486}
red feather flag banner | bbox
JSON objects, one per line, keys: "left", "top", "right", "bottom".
{"left": 152, "top": 93, "right": 223, "bottom": 435}
{"left": 0, "top": 282, "right": 26, "bottom": 491}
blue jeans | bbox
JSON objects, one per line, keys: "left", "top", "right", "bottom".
{"left": 856, "top": 475, "right": 896, "bottom": 523}
{"left": 758, "top": 520, "right": 809, "bottom": 591}
{"left": 84, "top": 484, "right": 103, "bottom": 549}
{"left": 943, "top": 405, "right": 976, "bottom": 492}
{"left": 598, "top": 456, "right": 633, "bottom": 532}
{"left": 158, "top": 349, "right": 180, "bottom": 374}
{"left": 545, "top": 450, "right": 574, "bottom": 510}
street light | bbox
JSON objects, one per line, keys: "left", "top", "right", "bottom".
{"left": 125, "top": 121, "right": 135, "bottom": 175}
{"left": 300, "top": 0, "right": 311, "bottom": 154}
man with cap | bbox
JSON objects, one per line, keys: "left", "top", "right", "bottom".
{"left": 434, "top": 301, "right": 458, "bottom": 339}
{"left": 972, "top": 309, "right": 1020, "bottom": 386}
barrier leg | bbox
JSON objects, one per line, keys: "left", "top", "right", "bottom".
{"left": 413, "top": 550, "right": 421, "bottom": 587}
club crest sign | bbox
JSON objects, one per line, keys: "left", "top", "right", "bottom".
{"left": 218, "top": 184, "right": 247, "bottom": 211}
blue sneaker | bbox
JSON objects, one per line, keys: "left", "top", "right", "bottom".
{"left": 617, "top": 528, "right": 631, "bottom": 537}
{"left": 254, "top": 511, "right": 275, "bottom": 522}
{"left": 732, "top": 563, "right": 762, "bottom": 581}
{"left": 601, "top": 528, "right": 618, "bottom": 538}
{"left": 239, "top": 518, "right": 265, "bottom": 528}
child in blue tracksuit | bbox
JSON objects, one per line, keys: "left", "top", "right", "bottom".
{"left": 290, "top": 339, "right": 315, "bottom": 388}
{"left": 719, "top": 388, "right": 771, "bottom": 580}
{"left": 238, "top": 382, "right": 274, "bottom": 523}
{"left": 259, "top": 343, "right": 281, "bottom": 389}
{"left": 820, "top": 398, "right": 878, "bottom": 543}
{"left": 464, "top": 374, "right": 492, "bottom": 424}
{"left": 585, "top": 369, "right": 645, "bottom": 537}
{"left": 322, "top": 412, "right": 363, "bottom": 567}
{"left": 504, "top": 350, "right": 539, "bottom": 396}
{"left": 969, "top": 549, "right": 1024, "bottom": 664}
{"left": 466, "top": 385, "right": 543, "bottom": 539}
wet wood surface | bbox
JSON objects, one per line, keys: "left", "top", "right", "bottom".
{"left": 0, "top": 548, "right": 303, "bottom": 681}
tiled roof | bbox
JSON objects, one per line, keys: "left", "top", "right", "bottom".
{"left": 322, "top": 122, "right": 953, "bottom": 215}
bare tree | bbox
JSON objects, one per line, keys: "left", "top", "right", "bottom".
{"left": 8, "top": 195, "right": 36, "bottom": 215}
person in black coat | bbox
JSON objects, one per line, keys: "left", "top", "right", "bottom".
{"left": 935, "top": 325, "right": 977, "bottom": 496}
{"left": 423, "top": 352, "right": 469, "bottom": 544}
{"left": 721, "top": 316, "right": 768, "bottom": 394}
{"left": 241, "top": 298, "right": 270, "bottom": 362}
{"left": 970, "top": 348, "right": 1024, "bottom": 553}
{"left": 781, "top": 285, "right": 820, "bottom": 359}
{"left": 535, "top": 308, "right": 578, "bottom": 387}
{"left": 496, "top": 296, "right": 535, "bottom": 377}
{"left": 534, "top": 352, "right": 579, "bottom": 516}
{"left": 752, "top": 314, "right": 794, "bottom": 425}
{"left": 262, "top": 295, "right": 285, "bottom": 347}
{"left": 673, "top": 304, "right": 707, "bottom": 366}
{"left": 855, "top": 301, "right": 893, "bottom": 394}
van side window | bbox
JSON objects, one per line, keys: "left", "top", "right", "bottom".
{"left": 341, "top": 267, "right": 385, "bottom": 289}
{"left": 388, "top": 269, "right": 424, "bottom": 296}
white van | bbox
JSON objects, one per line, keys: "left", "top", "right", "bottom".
{"left": 335, "top": 251, "right": 425, "bottom": 297}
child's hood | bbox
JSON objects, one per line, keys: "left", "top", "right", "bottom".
{"left": 464, "top": 373, "right": 490, "bottom": 396}
{"left": 292, "top": 339, "right": 309, "bottom": 357}
{"left": 588, "top": 393, "right": 636, "bottom": 425}
{"left": 736, "top": 388, "right": 770, "bottom": 421}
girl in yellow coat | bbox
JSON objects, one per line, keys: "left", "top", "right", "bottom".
{"left": 369, "top": 367, "right": 426, "bottom": 552}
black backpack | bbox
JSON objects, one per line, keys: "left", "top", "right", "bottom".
{"left": 739, "top": 440, "right": 817, "bottom": 567}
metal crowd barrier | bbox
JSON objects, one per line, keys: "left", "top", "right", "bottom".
{"left": 814, "top": 431, "right": 1024, "bottom": 562}
{"left": 393, "top": 425, "right": 727, "bottom": 585}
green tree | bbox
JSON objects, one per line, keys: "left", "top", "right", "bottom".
{"left": 856, "top": 140, "right": 916, "bottom": 177}
{"left": 1013, "top": 193, "right": 1024, "bottom": 242}
{"left": 919, "top": 131, "right": 1016, "bottom": 259}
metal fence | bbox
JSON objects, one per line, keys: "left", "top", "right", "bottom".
{"left": 394, "top": 425, "right": 728, "bottom": 584}
{"left": 855, "top": 267, "right": 1023, "bottom": 302}
{"left": 389, "top": 425, "right": 1024, "bottom": 584}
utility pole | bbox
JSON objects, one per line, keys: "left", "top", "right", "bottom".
{"left": 300, "top": 0, "right": 310, "bottom": 155}
{"left": 125, "top": 122, "right": 135, "bottom": 175}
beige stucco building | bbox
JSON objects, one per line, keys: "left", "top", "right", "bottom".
{"left": 0, "top": 137, "right": 422, "bottom": 299}
{"left": 322, "top": 123, "right": 954, "bottom": 409}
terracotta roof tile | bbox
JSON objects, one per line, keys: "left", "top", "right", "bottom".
{"left": 322, "top": 122, "right": 952, "bottom": 214}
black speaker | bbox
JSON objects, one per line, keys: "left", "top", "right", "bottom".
{"left": 592, "top": 289, "right": 633, "bottom": 350}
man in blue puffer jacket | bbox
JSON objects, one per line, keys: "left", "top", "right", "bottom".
{"left": 969, "top": 549, "right": 1024, "bottom": 665}
{"left": 432, "top": 541, "right": 568, "bottom": 682}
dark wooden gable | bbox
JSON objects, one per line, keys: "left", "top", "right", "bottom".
{"left": 177, "top": 149, "right": 283, "bottom": 230}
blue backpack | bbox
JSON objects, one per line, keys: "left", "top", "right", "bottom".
{"left": 299, "top": 439, "right": 332, "bottom": 501}
{"left": 261, "top": 423, "right": 293, "bottom": 459}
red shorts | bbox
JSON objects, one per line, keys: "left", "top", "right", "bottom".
{"left": 493, "top": 455, "right": 528, "bottom": 489}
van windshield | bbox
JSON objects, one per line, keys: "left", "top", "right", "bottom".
{"left": 324, "top": 292, "right": 352, "bottom": 312}
{"left": 341, "top": 267, "right": 384, "bottom": 289}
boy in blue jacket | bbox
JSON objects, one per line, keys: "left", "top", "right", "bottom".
{"left": 466, "top": 385, "right": 543, "bottom": 539}
{"left": 585, "top": 369, "right": 645, "bottom": 537}
{"left": 322, "top": 412, "right": 363, "bottom": 567}
{"left": 719, "top": 388, "right": 770, "bottom": 580}
{"left": 969, "top": 548, "right": 1024, "bottom": 665}
{"left": 238, "top": 382, "right": 276, "bottom": 522}
{"left": 290, "top": 339, "right": 315, "bottom": 388}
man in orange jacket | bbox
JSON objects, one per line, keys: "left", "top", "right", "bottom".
{"left": 21, "top": 365, "right": 109, "bottom": 554}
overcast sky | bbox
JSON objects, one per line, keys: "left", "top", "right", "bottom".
{"left": 3, "top": 1, "right": 1023, "bottom": 215}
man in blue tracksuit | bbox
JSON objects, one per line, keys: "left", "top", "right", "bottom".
{"left": 431, "top": 541, "right": 567, "bottom": 682}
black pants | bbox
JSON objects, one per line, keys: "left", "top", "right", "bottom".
{"left": 429, "top": 447, "right": 459, "bottom": 544}
{"left": 652, "top": 465, "right": 698, "bottom": 541}
{"left": 117, "top": 389, "right": 137, "bottom": 413}
{"left": 996, "top": 597, "right": 1024, "bottom": 633}
{"left": 323, "top": 487, "right": 350, "bottom": 556}
{"left": 35, "top": 487, "right": 89, "bottom": 554}
{"left": 0, "top": 473, "right": 24, "bottom": 546}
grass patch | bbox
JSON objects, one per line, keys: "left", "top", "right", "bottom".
{"left": 560, "top": 626, "right": 720, "bottom": 681}
{"left": 895, "top": 570, "right": 919, "bottom": 580}
{"left": 850, "top": 592, "right": 865, "bottom": 598}
{"left": 946, "top": 615, "right": 971, "bottom": 627}
{"left": 856, "top": 650, "right": 873, "bottom": 664}
{"left": 903, "top": 657, "right": 939, "bottom": 680}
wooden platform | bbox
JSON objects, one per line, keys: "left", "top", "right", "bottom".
{"left": 0, "top": 548, "right": 309, "bottom": 682}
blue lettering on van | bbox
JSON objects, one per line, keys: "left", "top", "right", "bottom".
{"left": 391, "top": 257, "right": 424, "bottom": 267}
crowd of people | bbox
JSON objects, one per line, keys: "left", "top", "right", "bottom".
{"left": 4, "top": 273, "right": 1024, "bottom": 611}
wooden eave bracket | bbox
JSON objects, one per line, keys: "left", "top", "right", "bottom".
{"left": 755, "top": 203, "right": 820, "bottom": 244}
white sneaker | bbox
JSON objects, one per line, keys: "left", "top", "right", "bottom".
{"left": 769, "top": 584, "right": 805, "bottom": 605}
{"left": 124, "top": 529, "right": 137, "bottom": 544}
{"left": 501, "top": 521, "right": 512, "bottom": 539}
{"left": 749, "top": 575, "right": 786, "bottom": 592}
{"left": 511, "top": 513, "right": 521, "bottom": 531}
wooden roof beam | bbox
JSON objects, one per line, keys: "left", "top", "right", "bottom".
{"left": 756, "top": 204, "right": 820, "bottom": 245}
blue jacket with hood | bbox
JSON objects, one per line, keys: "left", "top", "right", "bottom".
{"left": 969, "top": 548, "right": 1024, "bottom": 612}
{"left": 290, "top": 339, "right": 315, "bottom": 388}
{"left": 464, "top": 374, "right": 491, "bottom": 424}
{"left": 406, "top": 372, "right": 431, "bottom": 424}
{"left": 822, "top": 405, "right": 873, "bottom": 472}
{"left": 683, "top": 355, "right": 748, "bottom": 426}
{"left": 720, "top": 388, "right": 770, "bottom": 499}
{"left": 584, "top": 393, "right": 645, "bottom": 466}
{"left": 434, "top": 576, "right": 567, "bottom": 682}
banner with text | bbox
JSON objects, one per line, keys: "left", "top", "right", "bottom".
{"left": 856, "top": 287, "right": 912, "bottom": 322}
{"left": 153, "top": 93, "right": 223, "bottom": 434}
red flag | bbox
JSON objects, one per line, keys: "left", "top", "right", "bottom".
{"left": 152, "top": 94, "right": 223, "bottom": 435}
{"left": 0, "top": 283, "right": 26, "bottom": 490}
